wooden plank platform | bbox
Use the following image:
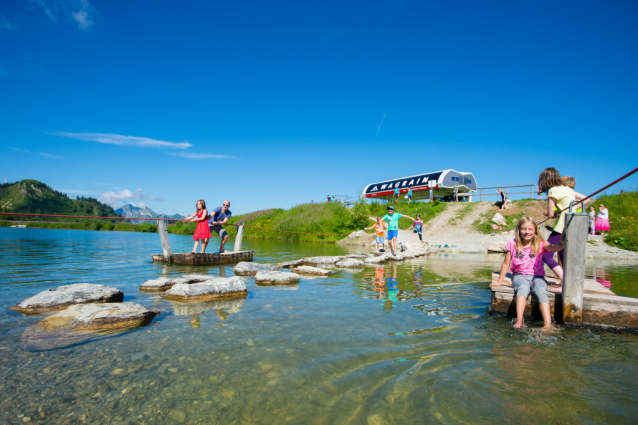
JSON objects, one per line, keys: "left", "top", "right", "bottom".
{"left": 152, "top": 251, "right": 253, "bottom": 265}
{"left": 491, "top": 272, "right": 638, "bottom": 329}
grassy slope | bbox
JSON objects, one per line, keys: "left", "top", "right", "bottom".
{"left": 0, "top": 180, "right": 119, "bottom": 221}
{"left": 597, "top": 189, "right": 638, "bottom": 251}
{"left": 472, "top": 199, "right": 547, "bottom": 234}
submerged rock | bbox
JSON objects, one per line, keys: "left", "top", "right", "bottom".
{"left": 291, "top": 266, "right": 332, "bottom": 276}
{"left": 302, "top": 256, "right": 346, "bottom": 265}
{"left": 162, "top": 276, "right": 247, "bottom": 300}
{"left": 234, "top": 262, "right": 281, "bottom": 276}
{"left": 166, "top": 295, "right": 247, "bottom": 316}
{"left": 10, "top": 284, "right": 124, "bottom": 314}
{"left": 335, "top": 258, "right": 365, "bottom": 268}
{"left": 254, "top": 271, "right": 300, "bottom": 285}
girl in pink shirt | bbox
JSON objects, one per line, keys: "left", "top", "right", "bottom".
{"left": 491, "top": 216, "right": 563, "bottom": 331}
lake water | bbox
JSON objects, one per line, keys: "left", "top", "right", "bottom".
{"left": 1, "top": 227, "right": 638, "bottom": 424}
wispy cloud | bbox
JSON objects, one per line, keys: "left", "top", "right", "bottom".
{"left": 31, "top": 0, "right": 98, "bottom": 30}
{"left": 172, "top": 152, "right": 235, "bottom": 159}
{"left": 98, "top": 188, "right": 164, "bottom": 207}
{"left": 3, "top": 178, "right": 8, "bottom": 183}
{"left": 50, "top": 131, "right": 192, "bottom": 149}
{"left": 39, "top": 152, "right": 65, "bottom": 161}
{"left": 9, "top": 147, "right": 31, "bottom": 154}
{"left": 373, "top": 109, "right": 387, "bottom": 140}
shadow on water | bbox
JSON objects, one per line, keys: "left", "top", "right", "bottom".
{"left": 1, "top": 228, "right": 638, "bottom": 423}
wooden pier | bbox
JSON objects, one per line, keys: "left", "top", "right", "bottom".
{"left": 152, "top": 250, "right": 253, "bottom": 265}
{"left": 491, "top": 272, "right": 638, "bottom": 329}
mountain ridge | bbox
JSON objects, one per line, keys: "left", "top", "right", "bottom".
{"left": 115, "top": 203, "right": 184, "bottom": 224}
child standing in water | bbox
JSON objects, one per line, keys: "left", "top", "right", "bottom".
{"left": 410, "top": 214, "right": 424, "bottom": 243}
{"left": 491, "top": 216, "right": 564, "bottom": 330}
{"left": 183, "top": 199, "right": 211, "bottom": 253}
{"left": 365, "top": 217, "right": 386, "bottom": 253}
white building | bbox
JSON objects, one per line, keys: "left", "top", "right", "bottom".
{"left": 362, "top": 169, "right": 478, "bottom": 201}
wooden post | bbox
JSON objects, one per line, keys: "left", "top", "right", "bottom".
{"left": 531, "top": 185, "right": 534, "bottom": 199}
{"left": 157, "top": 219, "right": 173, "bottom": 263}
{"left": 233, "top": 224, "right": 244, "bottom": 253}
{"left": 480, "top": 189, "right": 483, "bottom": 202}
{"left": 562, "top": 211, "right": 589, "bottom": 325}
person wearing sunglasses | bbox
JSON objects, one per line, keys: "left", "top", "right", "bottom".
{"left": 208, "top": 200, "right": 232, "bottom": 253}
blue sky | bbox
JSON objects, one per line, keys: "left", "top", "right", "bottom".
{"left": 1, "top": 0, "right": 637, "bottom": 216}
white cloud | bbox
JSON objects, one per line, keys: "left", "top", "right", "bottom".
{"left": 98, "top": 188, "right": 164, "bottom": 207}
{"left": 172, "top": 152, "right": 235, "bottom": 159}
{"left": 39, "top": 152, "right": 65, "bottom": 161}
{"left": 50, "top": 131, "right": 192, "bottom": 149}
{"left": 31, "top": 0, "right": 98, "bottom": 30}
{"left": 3, "top": 178, "right": 8, "bottom": 183}
{"left": 9, "top": 147, "right": 31, "bottom": 154}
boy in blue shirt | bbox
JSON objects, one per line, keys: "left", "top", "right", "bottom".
{"left": 382, "top": 206, "right": 416, "bottom": 256}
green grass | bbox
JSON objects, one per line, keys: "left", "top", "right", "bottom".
{"left": 597, "top": 189, "right": 638, "bottom": 251}
{"left": 473, "top": 212, "right": 525, "bottom": 234}
{"left": 365, "top": 199, "right": 447, "bottom": 230}
{"left": 448, "top": 203, "right": 476, "bottom": 225}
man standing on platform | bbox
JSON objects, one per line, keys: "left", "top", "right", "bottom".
{"left": 208, "top": 200, "right": 232, "bottom": 253}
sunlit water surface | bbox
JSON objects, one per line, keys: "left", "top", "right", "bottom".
{"left": 1, "top": 228, "right": 638, "bottom": 424}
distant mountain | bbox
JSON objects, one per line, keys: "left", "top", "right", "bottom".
{"left": 0, "top": 180, "right": 120, "bottom": 221}
{"left": 115, "top": 204, "right": 185, "bottom": 224}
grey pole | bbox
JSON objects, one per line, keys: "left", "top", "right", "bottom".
{"left": 157, "top": 219, "right": 173, "bottom": 263}
{"left": 562, "top": 201, "right": 589, "bottom": 325}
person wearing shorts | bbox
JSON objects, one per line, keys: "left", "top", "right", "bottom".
{"left": 208, "top": 200, "right": 232, "bottom": 253}
{"left": 365, "top": 217, "right": 386, "bottom": 253}
{"left": 407, "top": 188, "right": 412, "bottom": 203}
{"left": 394, "top": 187, "right": 399, "bottom": 201}
{"left": 382, "top": 206, "right": 415, "bottom": 256}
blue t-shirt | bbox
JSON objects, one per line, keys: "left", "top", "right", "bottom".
{"left": 394, "top": 188, "right": 399, "bottom": 194}
{"left": 208, "top": 206, "right": 232, "bottom": 226}
{"left": 408, "top": 189, "right": 412, "bottom": 196}
{"left": 382, "top": 213, "right": 402, "bottom": 230}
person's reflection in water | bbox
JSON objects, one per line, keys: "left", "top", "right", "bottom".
{"left": 219, "top": 266, "right": 227, "bottom": 277}
{"left": 384, "top": 265, "right": 399, "bottom": 311}
{"left": 374, "top": 267, "right": 385, "bottom": 299}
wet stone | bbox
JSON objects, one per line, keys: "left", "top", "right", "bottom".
{"left": 234, "top": 262, "right": 281, "bottom": 276}
{"left": 302, "top": 256, "right": 346, "bottom": 265}
{"left": 162, "top": 276, "right": 247, "bottom": 300}
{"left": 335, "top": 259, "right": 365, "bottom": 268}
{"left": 291, "top": 266, "right": 333, "bottom": 276}
{"left": 10, "top": 284, "right": 124, "bottom": 314}
{"left": 276, "top": 259, "right": 305, "bottom": 268}
{"left": 254, "top": 271, "right": 300, "bottom": 285}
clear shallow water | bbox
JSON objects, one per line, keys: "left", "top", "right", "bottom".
{"left": 1, "top": 227, "right": 638, "bottom": 424}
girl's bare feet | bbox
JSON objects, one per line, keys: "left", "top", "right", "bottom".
{"left": 513, "top": 320, "right": 524, "bottom": 329}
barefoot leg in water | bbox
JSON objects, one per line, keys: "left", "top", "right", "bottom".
{"left": 514, "top": 295, "right": 526, "bottom": 329}
{"left": 539, "top": 302, "right": 554, "bottom": 332}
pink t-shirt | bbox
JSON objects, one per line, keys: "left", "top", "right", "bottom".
{"left": 505, "top": 239, "right": 549, "bottom": 276}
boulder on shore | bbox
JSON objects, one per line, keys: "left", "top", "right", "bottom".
{"left": 335, "top": 258, "right": 365, "bottom": 268}
{"left": 254, "top": 271, "right": 300, "bottom": 285}
{"left": 291, "top": 266, "right": 333, "bottom": 276}
{"left": 163, "top": 276, "right": 247, "bottom": 300}
{"left": 234, "top": 262, "right": 281, "bottom": 276}
{"left": 482, "top": 241, "right": 507, "bottom": 253}
{"left": 10, "top": 284, "right": 124, "bottom": 314}
{"left": 22, "top": 302, "right": 157, "bottom": 351}
{"left": 492, "top": 213, "right": 507, "bottom": 226}
{"left": 302, "top": 256, "right": 346, "bottom": 265}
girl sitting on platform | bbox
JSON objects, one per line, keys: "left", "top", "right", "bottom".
{"left": 490, "top": 216, "right": 564, "bottom": 331}
{"left": 183, "top": 199, "right": 211, "bottom": 253}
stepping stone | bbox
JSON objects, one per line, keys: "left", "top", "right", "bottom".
{"left": 10, "top": 284, "right": 124, "bottom": 314}
{"left": 21, "top": 303, "right": 157, "bottom": 351}
{"left": 365, "top": 256, "right": 389, "bottom": 264}
{"left": 277, "top": 259, "right": 305, "bottom": 268}
{"left": 162, "top": 277, "right": 247, "bottom": 300}
{"left": 335, "top": 258, "right": 365, "bottom": 268}
{"left": 345, "top": 254, "right": 372, "bottom": 259}
{"left": 139, "top": 274, "right": 215, "bottom": 292}
{"left": 302, "top": 256, "right": 346, "bottom": 265}
{"left": 291, "top": 266, "right": 333, "bottom": 276}
{"left": 254, "top": 271, "right": 300, "bottom": 285}
{"left": 234, "top": 262, "right": 281, "bottom": 276}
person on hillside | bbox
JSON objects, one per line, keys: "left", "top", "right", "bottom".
{"left": 208, "top": 200, "right": 232, "bottom": 253}
{"left": 429, "top": 188, "right": 434, "bottom": 202}
{"left": 410, "top": 214, "right": 423, "bottom": 243}
{"left": 498, "top": 188, "right": 508, "bottom": 210}
{"left": 407, "top": 188, "right": 413, "bottom": 203}
{"left": 382, "top": 206, "right": 416, "bottom": 256}
{"left": 490, "top": 216, "right": 564, "bottom": 331}
{"left": 589, "top": 206, "right": 596, "bottom": 235}
{"left": 595, "top": 203, "right": 610, "bottom": 236}
{"left": 183, "top": 200, "right": 211, "bottom": 253}
{"left": 365, "top": 217, "right": 386, "bottom": 253}
{"left": 327, "top": 195, "right": 331, "bottom": 203}
{"left": 538, "top": 168, "right": 591, "bottom": 291}
{"left": 453, "top": 186, "right": 458, "bottom": 202}
{"left": 394, "top": 187, "right": 399, "bottom": 201}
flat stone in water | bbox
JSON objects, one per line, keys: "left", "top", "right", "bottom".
{"left": 335, "top": 259, "right": 365, "bottom": 268}
{"left": 302, "top": 256, "right": 346, "bottom": 265}
{"left": 139, "top": 277, "right": 179, "bottom": 292}
{"left": 10, "top": 283, "right": 124, "bottom": 314}
{"left": 165, "top": 296, "right": 246, "bottom": 316}
{"left": 276, "top": 259, "right": 305, "bottom": 268}
{"left": 162, "top": 276, "right": 247, "bottom": 300}
{"left": 234, "top": 262, "right": 281, "bottom": 276}
{"left": 254, "top": 271, "right": 300, "bottom": 285}
{"left": 291, "top": 266, "right": 332, "bottom": 276}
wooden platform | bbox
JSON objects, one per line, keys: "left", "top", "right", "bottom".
{"left": 491, "top": 272, "right": 638, "bottom": 329}
{"left": 152, "top": 251, "right": 253, "bottom": 265}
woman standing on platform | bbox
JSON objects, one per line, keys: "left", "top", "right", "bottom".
{"left": 184, "top": 199, "right": 211, "bottom": 253}
{"left": 595, "top": 203, "right": 610, "bottom": 236}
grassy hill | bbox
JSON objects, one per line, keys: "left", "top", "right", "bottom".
{"left": 0, "top": 179, "right": 120, "bottom": 222}
{"left": 597, "top": 189, "right": 638, "bottom": 251}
